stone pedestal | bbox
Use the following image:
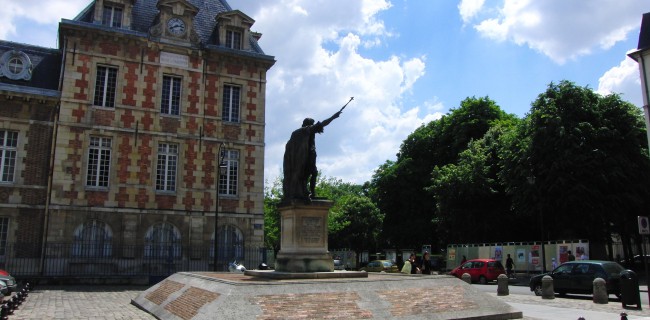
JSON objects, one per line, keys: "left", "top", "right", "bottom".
{"left": 275, "top": 199, "right": 333, "bottom": 272}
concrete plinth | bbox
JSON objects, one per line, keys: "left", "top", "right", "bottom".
{"left": 132, "top": 272, "right": 524, "bottom": 320}
{"left": 275, "top": 199, "right": 334, "bottom": 272}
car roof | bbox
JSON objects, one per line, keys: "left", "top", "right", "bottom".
{"left": 466, "top": 258, "right": 498, "bottom": 262}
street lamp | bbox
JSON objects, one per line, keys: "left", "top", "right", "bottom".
{"left": 527, "top": 176, "right": 546, "bottom": 273}
{"left": 213, "top": 143, "right": 227, "bottom": 271}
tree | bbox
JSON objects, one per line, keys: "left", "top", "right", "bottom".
{"left": 263, "top": 178, "right": 283, "bottom": 252}
{"left": 500, "top": 81, "right": 650, "bottom": 258}
{"left": 370, "top": 96, "right": 515, "bottom": 249}
{"left": 329, "top": 195, "right": 383, "bottom": 267}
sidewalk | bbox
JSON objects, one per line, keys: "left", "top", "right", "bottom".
{"left": 494, "top": 274, "right": 650, "bottom": 320}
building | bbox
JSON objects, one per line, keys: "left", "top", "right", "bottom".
{"left": 0, "top": 0, "right": 274, "bottom": 278}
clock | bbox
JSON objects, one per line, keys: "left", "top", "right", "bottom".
{"left": 167, "top": 17, "right": 186, "bottom": 36}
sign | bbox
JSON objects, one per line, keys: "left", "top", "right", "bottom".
{"left": 639, "top": 216, "right": 650, "bottom": 235}
{"left": 160, "top": 52, "right": 189, "bottom": 68}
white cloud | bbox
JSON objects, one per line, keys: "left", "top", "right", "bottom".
{"left": 242, "top": 0, "right": 430, "bottom": 186}
{"left": 597, "top": 56, "right": 643, "bottom": 107}
{"left": 0, "top": 0, "right": 89, "bottom": 45}
{"left": 468, "top": 0, "right": 650, "bottom": 64}
{"left": 458, "top": 0, "right": 486, "bottom": 24}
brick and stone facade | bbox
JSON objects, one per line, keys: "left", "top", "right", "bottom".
{"left": 0, "top": 0, "right": 273, "bottom": 274}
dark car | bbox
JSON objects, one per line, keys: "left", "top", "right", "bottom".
{"left": 529, "top": 260, "right": 626, "bottom": 297}
{"left": 448, "top": 259, "right": 505, "bottom": 284}
{"left": 360, "top": 260, "right": 399, "bottom": 273}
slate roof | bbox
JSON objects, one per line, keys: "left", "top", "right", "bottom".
{"left": 68, "top": 0, "right": 269, "bottom": 57}
{"left": 0, "top": 40, "right": 61, "bottom": 97}
{"left": 638, "top": 12, "right": 650, "bottom": 51}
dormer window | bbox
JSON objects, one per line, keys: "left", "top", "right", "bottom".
{"left": 0, "top": 50, "right": 32, "bottom": 81}
{"left": 102, "top": 4, "right": 123, "bottom": 28}
{"left": 225, "top": 30, "right": 242, "bottom": 50}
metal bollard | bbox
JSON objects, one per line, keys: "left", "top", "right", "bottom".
{"left": 593, "top": 277, "right": 608, "bottom": 304}
{"left": 497, "top": 274, "right": 509, "bottom": 296}
{"left": 461, "top": 272, "right": 472, "bottom": 284}
{"left": 541, "top": 275, "right": 554, "bottom": 299}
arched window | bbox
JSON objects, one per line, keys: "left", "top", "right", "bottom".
{"left": 211, "top": 225, "right": 244, "bottom": 262}
{"left": 144, "top": 222, "right": 181, "bottom": 258}
{"left": 72, "top": 220, "right": 113, "bottom": 257}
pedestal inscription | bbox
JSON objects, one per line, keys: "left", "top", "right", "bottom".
{"left": 275, "top": 200, "right": 334, "bottom": 272}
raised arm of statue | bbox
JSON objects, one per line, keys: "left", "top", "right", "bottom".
{"left": 321, "top": 111, "right": 342, "bottom": 128}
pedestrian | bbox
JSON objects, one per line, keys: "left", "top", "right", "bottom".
{"left": 567, "top": 250, "right": 576, "bottom": 261}
{"left": 461, "top": 255, "right": 467, "bottom": 264}
{"left": 401, "top": 256, "right": 411, "bottom": 274}
{"left": 421, "top": 251, "right": 432, "bottom": 275}
{"left": 408, "top": 252, "right": 420, "bottom": 274}
{"left": 551, "top": 257, "right": 557, "bottom": 269}
{"left": 505, "top": 254, "right": 515, "bottom": 278}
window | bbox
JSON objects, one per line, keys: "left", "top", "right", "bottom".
{"left": 225, "top": 30, "right": 242, "bottom": 49}
{"left": 222, "top": 85, "right": 240, "bottom": 122}
{"left": 72, "top": 220, "right": 113, "bottom": 257}
{"left": 102, "top": 5, "right": 123, "bottom": 28}
{"left": 156, "top": 143, "right": 178, "bottom": 192}
{"left": 144, "top": 222, "right": 181, "bottom": 258}
{"left": 219, "top": 149, "right": 238, "bottom": 196}
{"left": 93, "top": 66, "right": 117, "bottom": 108}
{"left": 0, "top": 217, "right": 8, "bottom": 256}
{"left": 86, "top": 137, "right": 111, "bottom": 188}
{"left": 161, "top": 76, "right": 181, "bottom": 115}
{"left": 0, "top": 131, "right": 17, "bottom": 183}
{"left": 211, "top": 225, "right": 243, "bottom": 262}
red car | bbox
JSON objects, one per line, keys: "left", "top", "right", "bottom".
{"left": 449, "top": 258, "right": 505, "bottom": 284}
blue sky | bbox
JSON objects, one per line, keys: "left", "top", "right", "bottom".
{"left": 2, "top": 0, "right": 650, "bottom": 187}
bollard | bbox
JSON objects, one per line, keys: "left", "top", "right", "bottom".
{"left": 592, "top": 278, "right": 608, "bottom": 304}
{"left": 461, "top": 273, "right": 472, "bottom": 284}
{"left": 497, "top": 274, "right": 509, "bottom": 296}
{"left": 541, "top": 275, "right": 554, "bottom": 299}
{"left": 621, "top": 312, "right": 628, "bottom": 320}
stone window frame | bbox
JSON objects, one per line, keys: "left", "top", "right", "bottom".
{"left": 71, "top": 219, "right": 113, "bottom": 258}
{"left": 161, "top": 74, "right": 182, "bottom": 116}
{"left": 221, "top": 84, "right": 240, "bottom": 123}
{"left": 0, "top": 130, "right": 19, "bottom": 183}
{"left": 102, "top": 3, "right": 123, "bottom": 28}
{"left": 218, "top": 148, "right": 239, "bottom": 196}
{"left": 144, "top": 222, "right": 181, "bottom": 258}
{"left": 0, "top": 50, "right": 32, "bottom": 81}
{"left": 155, "top": 142, "right": 178, "bottom": 192}
{"left": 93, "top": 64, "right": 118, "bottom": 108}
{"left": 225, "top": 29, "right": 242, "bottom": 50}
{"left": 86, "top": 136, "right": 112, "bottom": 189}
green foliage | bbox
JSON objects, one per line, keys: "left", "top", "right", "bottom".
{"left": 263, "top": 177, "right": 282, "bottom": 251}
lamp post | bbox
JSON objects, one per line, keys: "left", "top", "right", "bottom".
{"left": 528, "top": 176, "right": 546, "bottom": 273}
{"left": 213, "top": 143, "right": 226, "bottom": 271}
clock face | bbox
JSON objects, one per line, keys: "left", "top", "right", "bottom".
{"left": 167, "top": 17, "right": 186, "bottom": 36}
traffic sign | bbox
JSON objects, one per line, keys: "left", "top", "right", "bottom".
{"left": 639, "top": 216, "right": 650, "bottom": 235}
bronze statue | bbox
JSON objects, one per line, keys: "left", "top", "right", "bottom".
{"left": 282, "top": 98, "right": 353, "bottom": 203}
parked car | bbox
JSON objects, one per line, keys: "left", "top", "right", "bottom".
{"left": 0, "top": 270, "right": 16, "bottom": 294}
{"left": 0, "top": 280, "right": 8, "bottom": 296}
{"left": 333, "top": 259, "right": 346, "bottom": 271}
{"left": 448, "top": 259, "right": 505, "bottom": 284}
{"left": 360, "top": 260, "right": 399, "bottom": 273}
{"left": 619, "top": 255, "right": 650, "bottom": 273}
{"left": 529, "top": 260, "right": 626, "bottom": 297}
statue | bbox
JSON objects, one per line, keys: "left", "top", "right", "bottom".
{"left": 282, "top": 98, "right": 353, "bottom": 203}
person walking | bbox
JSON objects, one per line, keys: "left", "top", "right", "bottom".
{"left": 505, "top": 254, "right": 515, "bottom": 278}
{"left": 567, "top": 250, "right": 576, "bottom": 261}
{"left": 421, "top": 251, "right": 432, "bottom": 275}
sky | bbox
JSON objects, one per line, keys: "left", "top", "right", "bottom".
{"left": 2, "top": 0, "right": 650, "bottom": 188}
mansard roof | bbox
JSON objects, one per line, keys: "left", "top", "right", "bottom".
{"left": 65, "top": 0, "right": 269, "bottom": 58}
{"left": 0, "top": 40, "right": 61, "bottom": 98}
{"left": 638, "top": 12, "right": 650, "bottom": 52}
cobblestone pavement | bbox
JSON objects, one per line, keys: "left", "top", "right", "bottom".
{"left": 10, "top": 285, "right": 155, "bottom": 320}
{"left": 6, "top": 284, "right": 650, "bottom": 319}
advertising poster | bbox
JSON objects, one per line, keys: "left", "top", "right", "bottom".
{"left": 575, "top": 245, "right": 588, "bottom": 260}
{"left": 559, "top": 245, "right": 569, "bottom": 263}
{"left": 448, "top": 248, "right": 456, "bottom": 260}
{"left": 494, "top": 246, "right": 503, "bottom": 261}
{"left": 516, "top": 249, "right": 526, "bottom": 263}
{"left": 531, "top": 245, "right": 540, "bottom": 265}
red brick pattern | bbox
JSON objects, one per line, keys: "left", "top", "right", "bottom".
{"left": 165, "top": 287, "right": 220, "bottom": 320}
{"left": 377, "top": 285, "right": 477, "bottom": 317}
{"left": 253, "top": 292, "right": 372, "bottom": 319}
{"left": 145, "top": 280, "right": 185, "bottom": 305}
